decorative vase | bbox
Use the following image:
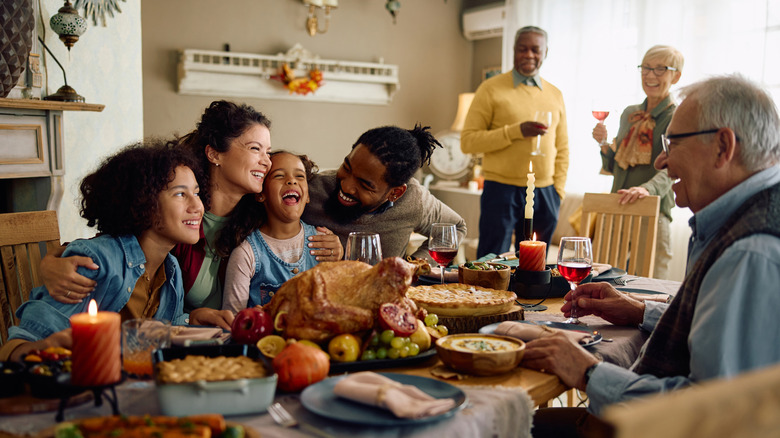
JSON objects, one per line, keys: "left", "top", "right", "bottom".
{"left": 0, "top": 0, "right": 35, "bottom": 98}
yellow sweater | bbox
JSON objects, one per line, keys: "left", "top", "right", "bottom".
{"left": 461, "top": 71, "right": 569, "bottom": 198}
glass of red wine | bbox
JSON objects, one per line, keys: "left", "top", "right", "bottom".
{"left": 557, "top": 236, "right": 593, "bottom": 325}
{"left": 531, "top": 110, "right": 552, "bottom": 156}
{"left": 428, "top": 223, "right": 459, "bottom": 284}
{"left": 592, "top": 110, "right": 610, "bottom": 146}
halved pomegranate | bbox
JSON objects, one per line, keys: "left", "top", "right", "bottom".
{"left": 378, "top": 303, "right": 418, "bottom": 337}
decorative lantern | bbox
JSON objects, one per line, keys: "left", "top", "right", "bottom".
{"left": 49, "top": 0, "right": 87, "bottom": 51}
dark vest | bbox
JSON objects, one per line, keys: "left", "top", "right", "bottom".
{"left": 633, "top": 182, "right": 780, "bottom": 377}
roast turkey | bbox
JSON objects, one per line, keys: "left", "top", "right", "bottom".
{"left": 263, "top": 257, "right": 418, "bottom": 342}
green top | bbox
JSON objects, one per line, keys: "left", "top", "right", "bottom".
{"left": 601, "top": 95, "right": 676, "bottom": 220}
{"left": 183, "top": 211, "right": 229, "bottom": 311}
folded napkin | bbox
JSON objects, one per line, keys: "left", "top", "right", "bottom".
{"left": 622, "top": 292, "right": 671, "bottom": 303}
{"left": 333, "top": 371, "right": 456, "bottom": 419}
{"left": 494, "top": 321, "right": 594, "bottom": 346}
{"left": 591, "top": 263, "right": 612, "bottom": 277}
{"left": 171, "top": 326, "right": 229, "bottom": 346}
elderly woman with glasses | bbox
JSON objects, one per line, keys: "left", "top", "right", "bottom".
{"left": 591, "top": 45, "right": 683, "bottom": 280}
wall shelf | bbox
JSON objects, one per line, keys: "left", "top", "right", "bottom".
{"left": 177, "top": 44, "right": 400, "bottom": 105}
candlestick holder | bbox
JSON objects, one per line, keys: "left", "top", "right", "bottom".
{"left": 512, "top": 267, "right": 552, "bottom": 299}
{"left": 523, "top": 218, "right": 533, "bottom": 241}
{"left": 54, "top": 373, "right": 125, "bottom": 422}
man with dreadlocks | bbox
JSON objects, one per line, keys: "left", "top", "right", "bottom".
{"left": 303, "top": 124, "right": 467, "bottom": 260}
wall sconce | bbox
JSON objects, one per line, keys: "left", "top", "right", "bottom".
{"left": 49, "top": 0, "right": 87, "bottom": 51}
{"left": 303, "top": 0, "right": 337, "bottom": 36}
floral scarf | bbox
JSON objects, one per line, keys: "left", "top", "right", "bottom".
{"left": 614, "top": 110, "right": 656, "bottom": 170}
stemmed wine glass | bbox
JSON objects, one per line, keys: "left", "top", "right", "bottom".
{"left": 557, "top": 237, "right": 593, "bottom": 325}
{"left": 345, "top": 232, "right": 382, "bottom": 265}
{"left": 531, "top": 110, "right": 552, "bottom": 156}
{"left": 428, "top": 223, "right": 459, "bottom": 284}
{"left": 592, "top": 109, "right": 610, "bottom": 146}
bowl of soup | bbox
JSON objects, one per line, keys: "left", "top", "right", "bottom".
{"left": 435, "top": 333, "right": 525, "bottom": 376}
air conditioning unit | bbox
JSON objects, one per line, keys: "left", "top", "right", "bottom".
{"left": 462, "top": 4, "right": 505, "bottom": 41}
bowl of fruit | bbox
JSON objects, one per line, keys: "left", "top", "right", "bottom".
{"left": 459, "top": 261, "right": 512, "bottom": 291}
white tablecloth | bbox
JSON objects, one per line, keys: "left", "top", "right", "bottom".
{"left": 0, "top": 380, "right": 535, "bottom": 438}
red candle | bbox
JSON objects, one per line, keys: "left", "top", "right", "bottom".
{"left": 517, "top": 237, "right": 547, "bottom": 271}
{"left": 70, "top": 299, "right": 121, "bottom": 387}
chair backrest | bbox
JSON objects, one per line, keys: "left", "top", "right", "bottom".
{"left": 580, "top": 193, "right": 660, "bottom": 277}
{"left": 0, "top": 210, "right": 60, "bottom": 344}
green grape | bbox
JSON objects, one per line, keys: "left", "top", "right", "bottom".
{"left": 387, "top": 348, "right": 400, "bottom": 359}
{"left": 376, "top": 347, "right": 388, "bottom": 359}
{"left": 361, "top": 349, "right": 376, "bottom": 361}
{"left": 436, "top": 325, "right": 449, "bottom": 336}
{"left": 424, "top": 314, "right": 439, "bottom": 327}
{"left": 380, "top": 330, "right": 395, "bottom": 345}
{"left": 369, "top": 333, "right": 380, "bottom": 347}
{"left": 403, "top": 337, "right": 412, "bottom": 346}
{"left": 399, "top": 345, "right": 410, "bottom": 358}
{"left": 390, "top": 337, "right": 406, "bottom": 350}
{"left": 408, "top": 343, "right": 420, "bottom": 356}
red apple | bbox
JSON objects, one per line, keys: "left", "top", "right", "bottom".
{"left": 231, "top": 307, "right": 273, "bottom": 344}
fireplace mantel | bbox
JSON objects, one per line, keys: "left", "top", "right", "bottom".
{"left": 0, "top": 98, "right": 104, "bottom": 214}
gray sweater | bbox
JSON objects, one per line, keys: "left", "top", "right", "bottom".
{"left": 302, "top": 170, "right": 467, "bottom": 260}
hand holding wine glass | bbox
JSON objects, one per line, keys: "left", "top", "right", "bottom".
{"left": 428, "top": 223, "right": 459, "bottom": 284}
{"left": 592, "top": 109, "right": 610, "bottom": 146}
{"left": 531, "top": 110, "right": 552, "bottom": 156}
{"left": 557, "top": 237, "right": 593, "bottom": 325}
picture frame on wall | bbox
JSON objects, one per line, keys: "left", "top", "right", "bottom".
{"left": 482, "top": 66, "right": 501, "bottom": 82}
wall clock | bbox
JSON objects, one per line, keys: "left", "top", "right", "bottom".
{"left": 429, "top": 130, "right": 474, "bottom": 181}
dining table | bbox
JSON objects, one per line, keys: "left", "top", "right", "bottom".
{"left": 0, "top": 273, "right": 680, "bottom": 438}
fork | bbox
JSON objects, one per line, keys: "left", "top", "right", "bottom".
{"left": 615, "top": 276, "right": 636, "bottom": 286}
{"left": 268, "top": 402, "right": 335, "bottom": 438}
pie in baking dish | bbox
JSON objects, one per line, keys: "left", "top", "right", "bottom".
{"left": 406, "top": 283, "right": 517, "bottom": 317}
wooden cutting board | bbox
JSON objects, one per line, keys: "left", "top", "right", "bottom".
{"left": 440, "top": 305, "right": 524, "bottom": 334}
{"left": 0, "top": 390, "right": 92, "bottom": 415}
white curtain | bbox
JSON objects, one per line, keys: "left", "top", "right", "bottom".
{"left": 502, "top": 0, "right": 780, "bottom": 195}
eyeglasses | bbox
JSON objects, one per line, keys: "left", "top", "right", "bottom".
{"left": 637, "top": 65, "right": 678, "bottom": 76}
{"left": 660, "top": 129, "right": 720, "bottom": 155}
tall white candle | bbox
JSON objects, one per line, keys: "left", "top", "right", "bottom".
{"left": 525, "top": 162, "right": 535, "bottom": 219}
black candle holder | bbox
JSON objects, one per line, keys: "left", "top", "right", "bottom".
{"left": 511, "top": 268, "right": 553, "bottom": 311}
{"left": 54, "top": 373, "right": 125, "bottom": 422}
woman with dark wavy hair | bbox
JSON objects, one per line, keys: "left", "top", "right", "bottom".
{"left": 0, "top": 141, "right": 206, "bottom": 362}
{"left": 41, "top": 101, "right": 341, "bottom": 328}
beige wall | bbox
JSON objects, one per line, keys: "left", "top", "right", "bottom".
{"left": 142, "top": 0, "right": 474, "bottom": 170}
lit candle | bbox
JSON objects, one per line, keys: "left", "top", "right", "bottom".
{"left": 70, "top": 299, "right": 121, "bottom": 387}
{"left": 517, "top": 233, "right": 547, "bottom": 271}
{"left": 525, "top": 162, "right": 535, "bottom": 219}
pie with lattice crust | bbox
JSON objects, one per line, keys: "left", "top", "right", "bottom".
{"left": 406, "top": 283, "right": 517, "bottom": 317}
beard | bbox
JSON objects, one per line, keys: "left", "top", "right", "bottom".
{"left": 323, "top": 188, "right": 374, "bottom": 224}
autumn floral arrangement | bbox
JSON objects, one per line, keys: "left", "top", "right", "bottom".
{"left": 271, "top": 63, "right": 324, "bottom": 95}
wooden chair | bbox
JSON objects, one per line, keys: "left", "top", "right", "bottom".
{"left": 580, "top": 193, "right": 660, "bottom": 278}
{"left": 0, "top": 211, "right": 60, "bottom": 344}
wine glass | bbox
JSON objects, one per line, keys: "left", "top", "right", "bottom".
{"left": 557, "top": 237, "right": 593, "bottom": 325}
{"left": 592, "top": 109, "right": 610, "bottom": 146}
{"left": 531, "top": 110, "right": 552, "bottom": 156}
{"left": 345, "top": 232, "right": 382, "bottom": 265}
{"left": 428, "top": 223, "right": 459, "bottom": 284}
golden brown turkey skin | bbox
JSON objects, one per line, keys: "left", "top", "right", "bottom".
{"left": 263, "top": 257, "right": 418, "bottom": 342}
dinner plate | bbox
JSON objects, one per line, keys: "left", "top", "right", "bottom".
{"left": 301, "top": 372, "right": 467, "bottom": 426}
{"left": 478, "top": 320, "right": 603, "bottom": 348}
{"left": 591, "top": 268, "right": 627, "bottom": 282}
{"left": 329, "top": 348, "right": 437, "bottom": 374}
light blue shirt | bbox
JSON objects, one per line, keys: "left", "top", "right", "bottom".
{"left": 9, "top": 234, "right": 189, "bottom": 342}
{"left": 512, "top": 69, "right": 542, "bottom": 89}
{"left": 587, "top": 166, "right": 780, "bottom": 415}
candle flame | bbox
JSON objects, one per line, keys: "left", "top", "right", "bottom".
{"left": 533, "top": 232, "right": 537, "bottom": 241}
{"left": 88, "top": 299, "right": 98, "bottom": 316}
{"left": 529, "top": 161, "right": 533, "bottom": 172}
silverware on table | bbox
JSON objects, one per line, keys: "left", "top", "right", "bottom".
{"left": 614, "top": 276, "right": 637, "bottom": 286}
{"left": 268, "top": 402, "right": 335, "bottom": 438}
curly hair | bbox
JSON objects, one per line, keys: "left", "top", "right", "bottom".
{"left": 352, "top": 123, "right": 441, "bottom": 187}
{"left": 79, "top": 140, "right": 203, "bottom": 237}
{"left": 177, "top": 100, "right": 271, "bottom": 211}
{"left": 215, "top": 150, "right": 319, "bottom": 257}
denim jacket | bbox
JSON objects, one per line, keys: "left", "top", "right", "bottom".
{"left": 9, "top": 234, "right": 188, "bottom": 342}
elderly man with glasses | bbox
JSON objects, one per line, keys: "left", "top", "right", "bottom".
{"left": 592, "top": 45, "right": 684, "bottom": 279}
{"left": 529, "top": 74, "right": 780, "bottom": 437}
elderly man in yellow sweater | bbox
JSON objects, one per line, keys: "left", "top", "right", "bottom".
{"left": 462, "top": 25, "right": 569, "bottom": 257}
